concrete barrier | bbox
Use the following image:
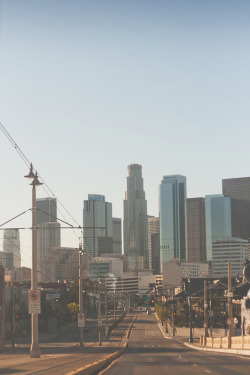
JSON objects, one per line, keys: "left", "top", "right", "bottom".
{"left": 126, "top": 315, "right": 137, "bottom": 339}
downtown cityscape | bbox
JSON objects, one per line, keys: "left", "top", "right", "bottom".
{"left": 1, "top": 0, "right": 250, "bottom": 374}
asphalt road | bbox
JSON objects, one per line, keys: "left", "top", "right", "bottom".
{"left": 100, "top": 311, "right": 250, "bottom": 375}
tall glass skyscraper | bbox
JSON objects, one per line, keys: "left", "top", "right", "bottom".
{"left": 83, "top": 194, "right": 113, "bottom": 260}
{"left": 36, "top": 197, "right": 61, "bottom": 275}
{"left": 205, "top": 194, "right": 236, "bottom": 261}
{"left": 159, "top": 175, "right": 187, "bottom": 271}
{"left": 123, "top": 164, "right": 148, "bottom": 269}
{"left": 3, "top": 229, "right": 21, "bottom": 268}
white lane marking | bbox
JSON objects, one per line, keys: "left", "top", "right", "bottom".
{"left": 193, "top": 364, "right": 198, "bottom": 367}
{"left": 178, "top": 356, "right": 182, "bottom": 359}
{"left": 204, "top": 370, "right": 211, "bottom": 373}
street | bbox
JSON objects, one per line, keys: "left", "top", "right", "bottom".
{"left": 100, "top": 311, "right": 250, "bottom": 375}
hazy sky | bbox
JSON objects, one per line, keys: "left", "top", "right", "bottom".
{"left": 1, "top": 0, "right": 250, "bottom": 268}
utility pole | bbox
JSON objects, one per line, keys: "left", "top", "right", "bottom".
{"left": 209, "top": 288, "right": 213, "bottom": 337}
{"left": 98, "top": 278, "right": 102, "bottom": 346}
{"left": 114, "top": 290, "right": 116, "bottom": 320}
{"left": 79, "top": 245, "right": 84, "bottom": 347}
{"left": 105, "top": 280, "right": 108, "bottom": 336}
{"left": 227, "top": 261, "right": 233, "bottom": 348}
{"left": 204, "top": 280, "right": 209, "bottom": 337}
{"left": 188, "top": 278, "right": 193, "bottom": 343}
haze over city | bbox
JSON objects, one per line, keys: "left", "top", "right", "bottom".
{"left": 1, "top": 0, "right": 250, "bottom": 268}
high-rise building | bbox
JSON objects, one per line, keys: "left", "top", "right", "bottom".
{"left": 222, "top": 177, "right": 250, "bottom": 201}
{"left": 83, "top": 194, "right": 113, "bottom": 260}
{"left": 3, "top": 229, "right": 21, "bottom": 268}
{"left": 151, "top": 233, "right": 160, "bottom": 275}
{"left": 222, "top": 177, "right": 250, "bottom": 240}
{"left": 212, "top": 237, "right": 248, "bottom": 278}
{"left": 112, "top": 218, "right": 122, "bottom": 254}
{"left": 36, "top": 197, "right": 57, "bottom": 224}
{"left": 0, "top": 251, "right": 13, "bottom": 270}
{"left": 187, "top": 198, "right": 206, "bottom": 262}
{"left": 123, "top": 164, "right": 148, "bottom": 269}
{"left": 148, "top": 217, "right": 160, "bottom": 270}
{"left": 36, "top": 198, "right": 61, "bottom": 275}
{"left": 205, "top": 195, "right": 237, "bottom": 261}
{"left": 159, "top": 175, "right": 187, "bottom": 271}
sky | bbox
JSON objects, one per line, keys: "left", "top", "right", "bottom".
{"left": 0, "top": 0, "right": 250, "bottom": 268}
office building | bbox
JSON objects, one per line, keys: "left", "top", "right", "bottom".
{"left": 159, "top": 175, "right": 187, "bottom": 271}
{"left": 36, "top": 198, "right": 61, "bottom": 274}
{"left": 36, "top": 197, "right": 57, "bottom": 224}
{"left": 205, "top": 195, "right": 237, "bottom": 262}
{"left": 89, "top": 256, "right": 123, "bottom": 280}
{"left": 187, "top": 198, "right": 206, "bottom": 262}
{"left": 0, "top": 252, "right": 13, "bottom": 270}
{"left": 212, "top": 237, "right": 248, "bottom": 278}
{"left": 112, "top": 218, "right": 122, "bottom": 254}
{"left": 83, "top": 194, "right": 113, "bottom": 259}
{"left": 123, "top": 164, "right": 148, "bottom": 269}
{"left": 3, "top": 229, "right": 21, "bottom": 268}
{"left": 222, "top": 177, "right": 250, "bottom": 240}
{"left": 151, "top": 233, "right": 160, "bottom": 275}
{"left": 148, "top": 217, "right": 160, "bottom": 270}
{"left": 222, "top": 177, "right": 250, "bottom": 201}
{"left": 42, "top": 247, "right": 86, "bottom": 282}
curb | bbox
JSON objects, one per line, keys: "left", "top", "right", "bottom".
{"left": 126, "top": 315, "right": 137, "bottom": 339}
{"left": 184, "top": 342, "right": 250, "bottom": 356}
{"left": 65, "top": 343, "right": 128, "bottom": 375}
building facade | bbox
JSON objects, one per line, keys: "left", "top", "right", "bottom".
{"left": 222, "top": 177, "right": 250, "bottom": 201}
{"left": 112, "top": 218, "right": 122, "bottom": 254}
{"left": 187, "top": 197, "right": 206, "bottom": 262}
{"left": 148, "top": 217, "right": 160, "bottom": 270}
{"left": 212, "top": 237, "right": 248, "bottom": 278}
{"left": 159, "top": 175, "right": 187, "bottom": 271}
{"left": 123, "top": 164, "right": 148, "bottom": 269}
{"left": 83, "top": 194, "right": 113, "bottom": 260}
{"left": 3, "top": 229, "right": 21, "bottom": 268}
{"left": 36, "top": 197, "right": 61, "bottom": 275}
{"left": 222, "top": 177, "right": 250, "bottom": 240}
{"left": 205, "top": 195, "right": 237, "bottom": 262}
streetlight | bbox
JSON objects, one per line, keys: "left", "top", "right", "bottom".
{"left": 25, "top": 163, "right": 42, "bottom": 358}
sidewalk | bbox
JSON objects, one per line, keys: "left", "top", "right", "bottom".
{"left": 154, "top": 312, "right": 250, "bottom": 357}
{"left": 0, "top": 313, "right": 134, "bottom": 375}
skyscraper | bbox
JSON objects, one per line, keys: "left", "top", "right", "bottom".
{"left": 36, "top": 197, "right": 57, "bottom": 224}
{"left": 159, "top": 175, "right": 187, "bottom": 271}
{"left": 3, "top": 229, "right": 21, "bottom": 268}
{"left": 83, "top": 194, "right": 113, "bottom": 260}
{"left": 36, "top": 197, "right": 61, "bottom": 275}
{"left": 222, "top": 177, "right": 250, "bottom": 201}
{"left": 222, "top": 177, "right": 250, "bottom": 240}
{"left": 205, "top": 195, "right": 237, "bottom": 261}
{"left": 148, "top": 217, "right": 160, "bottom": 270}
{"left": 187, "top": 197, "right": 206, "bottom": 262}
{"left": 123, "top": 164, "right": 148, "bottom": 269}
{"left": 112, "top": 218, "right": 122, "bottom": 254}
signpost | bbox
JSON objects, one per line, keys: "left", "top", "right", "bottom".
{"left": 28, "top": 290, "right": 41, "bottom": 314}
{"left": 98, "top": 315, "right": 102, "bottom": 327}
{"left": 78, "top": 313, "right": 85, "bottom": 328}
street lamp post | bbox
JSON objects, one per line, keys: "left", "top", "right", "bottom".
{"left": 25, "top": 164, "right": 42, "bottom": 358}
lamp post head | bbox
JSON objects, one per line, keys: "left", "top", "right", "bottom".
{"left": 24, "top": 163, "right": 35, "bottom": 181}
{"left": 30, "top": 172, "right": 43, "bottom": 188}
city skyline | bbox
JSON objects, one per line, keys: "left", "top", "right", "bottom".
{"left": 1, "top": 1, "right": 250, "bottom": 268}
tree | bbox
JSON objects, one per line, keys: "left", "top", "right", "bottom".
{"left": 67, "top": 302, "right": 79, "bottom": 323}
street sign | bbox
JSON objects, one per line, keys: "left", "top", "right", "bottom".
{"left": 28, "top": 290, "right": 41, "bottom": 314}
{"left": 78, "top": 313, "right": 85, "bottom": 327}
